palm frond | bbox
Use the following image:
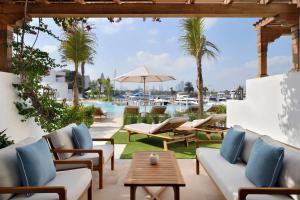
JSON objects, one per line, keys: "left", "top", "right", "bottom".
{"left": 179, "top": 17, "right": 219, "bottom": 61}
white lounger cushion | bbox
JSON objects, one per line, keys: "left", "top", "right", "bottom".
{"left": 65, "top": 144, "right": 114, "bottom": 166}
{"left": 197, "top": 147, "right": 292, "bottom": 200}
{"left": 124, "top": 117, "right": 188, "bottom": 134}
{"left": 11, "top": 168, "right": 91, "bottom": 200}
{"left": 124, "top": 123, "right": 153, "bottom": 134}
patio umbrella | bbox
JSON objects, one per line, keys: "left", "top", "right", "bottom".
{"left": 114, "top": 66, "right": 176, "bottom": 112}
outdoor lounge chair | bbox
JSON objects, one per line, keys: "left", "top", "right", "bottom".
{"left": 0, "top": 137, "right": 93, "bottom": 200}
{"left": 94, "top": 107, "right": 107, "bottom": 121}
{"left": 175, "top": 114, "right": 227, "bottom": 139}
{"left": 149, "top": 105, "right": 166, "bottom": 115}
{"left": 43, "top": 124, "right": 114, "bottom": 189}
{"left": 123, "top": 117, "right": 188, "bottom": 150}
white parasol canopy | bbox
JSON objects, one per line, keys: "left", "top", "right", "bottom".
{"left": 114, "top": 66, "right": 175, "bottom": 83}
{"left": 114, "top": 66, "right": 176, "bottom": 111}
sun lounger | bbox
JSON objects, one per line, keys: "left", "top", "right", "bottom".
{"left": 94, "top": 107, "right": 107, "bottom": 121}
{"left": 149, "top": 105, "right": 166, "bottom": 115}
{"left": 176, "top": 114, "right": 227, "bottom": 139}
{"left": 123, "top": 117, "right": 188, "bottom": 150}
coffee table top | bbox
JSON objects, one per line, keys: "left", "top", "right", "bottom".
{"left": 124, "top": 151, "right": 185, "bottom": 187}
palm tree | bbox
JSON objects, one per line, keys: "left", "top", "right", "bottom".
{"left": 102, "top": 78, "right": 113, "bottom": 101}
{"left": 60, "top": 26, "right": 96, "bottom": 106}
{"left": 180, "top": 18, "right": 219, "bottom": 116}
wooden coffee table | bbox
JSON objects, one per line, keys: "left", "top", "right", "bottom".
{"left": 124, "top": 151, "right": 185, "bottom": 200}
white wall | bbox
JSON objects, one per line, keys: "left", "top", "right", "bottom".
{"left": 44, "top": 82, "right": 69, "bottom": 100}
{"left": 227, "top": 71, "right": 300, "bottom": 148}
{"left": 0, "top": 72, "right": 45, "bottom": 142}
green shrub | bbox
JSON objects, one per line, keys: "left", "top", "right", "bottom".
{"left": 0, "top": 129, "right": 14, "bottom": 149}
{"left": 123, "top": 113, "right": 139, "bottom": 125}
{"left": 208, "top": 105, "right": 226, "bottom": 114}
{"left": 62, "top": 105, "right": 95, "bottom": 128}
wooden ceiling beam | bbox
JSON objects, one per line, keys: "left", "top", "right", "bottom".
{"left": 74, "top": 0, "right": 86, "bottom": 4}
{"left": 0, "top": 3, "right": 297, "bottom": 18}
{"left": 254, "top": 16, "right": 276, "bottom": 29}
{"left": 35, "top": 0, "right": 50, "bottom": 4}
{"left": 113, "top": 0, "right": 122, "bottom": 4}
{"left": 259, "top": 0, "right": 273, "bottom": 4}
{"left": 224, "top": 0, "right": 233, "bottom": 4}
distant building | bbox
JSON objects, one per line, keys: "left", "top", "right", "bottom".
{"left": 42, "top": 70, "right": 71, "bottom": 100}
{"left": 176, "top": 81, "right": 185, "bottom": 92}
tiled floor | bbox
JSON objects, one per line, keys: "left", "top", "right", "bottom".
{"left": 88, "top": 159, "right": 225, "bottom": 200}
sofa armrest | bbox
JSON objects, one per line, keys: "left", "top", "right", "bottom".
{"left": 0, "top": 186, "right": 66, "bottom": 200}
{"left": 92, "top": 138, "right": 115, "bottom": 145}
{"left": 238, "top": 187, "right": 300, "bottom": 200}
{"left": 54, "top": 160, "right": 93, "bottom": 171}
{"left": 195, "top": 140, "right": 223, "bottom": 148}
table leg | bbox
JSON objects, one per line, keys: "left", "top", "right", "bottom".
{"left": 130, "top": 186, "right": 137, "bottom": 200}
{"left": 173, "top": 186, "right": 180, "bottom": 200}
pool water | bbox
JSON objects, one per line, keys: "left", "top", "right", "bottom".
{"left": 83, "top": 101, "right": 196, "bottom": 117}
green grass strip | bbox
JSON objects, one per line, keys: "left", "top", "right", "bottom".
{"left": 112, "top": 130, "right": 222, "bottom": 159}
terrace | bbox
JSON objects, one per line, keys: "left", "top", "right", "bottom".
{"left": 0, "top": 1, "right": 300, "bottom": 200}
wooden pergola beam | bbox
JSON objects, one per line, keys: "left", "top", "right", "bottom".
{"left": 74, "top": 0, "right": 86, "bottom": 4}
{"left": 254, "top": 16, "right": 276, "bottom": 29}
{"left": 259, "top": 0, "right": 273, "bottom": 4}
{"left": 35, "top": 0, "right": 50, "bottom": 4}
{"left": 224, "top": 0, "right": 233, "bottom": 4}
{"left": 0, "top": 3, "right": 297, "bottom": 18}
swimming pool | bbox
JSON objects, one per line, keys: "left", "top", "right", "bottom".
{"left": 83, "top": 101, "right": 209, "bottom": 117}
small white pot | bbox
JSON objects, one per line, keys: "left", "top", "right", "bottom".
{"left": 149, "top": 153, "right": 159, "bottom": 165}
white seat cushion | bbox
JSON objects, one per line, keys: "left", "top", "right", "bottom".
{"left": 197, "top": 147, "right": 292, "bottom": 200}
{"left": 11, "top": 168, "right": 91, "bottom": 200}
{"left": 65, "top": 144, "right": 114, "bottom": 166}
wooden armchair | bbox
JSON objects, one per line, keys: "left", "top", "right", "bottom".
{"left": 0, "top": 160, "right": 93, "bottom": 200}
{"left": 44, "top": 135, "right": 114, "bottom": 189}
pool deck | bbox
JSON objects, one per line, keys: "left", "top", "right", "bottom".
{"left": 90, "top": 116, "right": 126, "bottom": 159}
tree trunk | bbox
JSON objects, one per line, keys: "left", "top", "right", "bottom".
{"left": 81, "top": 61, "right": 85, "bottom": 98}
{"left": 196, "top": 57, "right": 204, "bottom": 116}
{"left": 73, "top": 62, "right": 79, "bottom": 106}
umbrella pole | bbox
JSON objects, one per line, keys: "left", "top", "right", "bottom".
{"left": 143, "top": 77, "right": 146, "bottom": 113}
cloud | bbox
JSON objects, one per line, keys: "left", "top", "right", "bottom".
{"left": 204, "top": 18, "right": 219, "bottom": 30}
{"left": 243, "top": 56, "right": 292, "bottom": 72}
{"left": 41, "top": 45, "right": 58, "bottom": 53}
{"left": 127, "top": 51, "right": 195, "bottom": 79}
{"left": 203, "top": 55, "right": 292, "bottom": 90}
{"left": 94, "top": 18, "right": 134, "bottom": 34}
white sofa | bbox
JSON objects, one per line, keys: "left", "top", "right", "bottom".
{"left": 196, "top": 127, "right": 300, "bottom": 200}
{"left": 0, "top": 137, "right": 93, "bottom": 200}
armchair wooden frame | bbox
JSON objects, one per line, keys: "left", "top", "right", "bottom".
{"left": 0, "top": 160, "right": 93, "bottom": 200}
{"left": 195, "top": 139, "right": 300, "bottom": 200}
{"left": 44, "top": 136, "right": 115, "bottom": 189}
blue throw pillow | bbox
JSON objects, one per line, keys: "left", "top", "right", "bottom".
{"left": 72, "top": 123, "right": 93, "bottom": 155}
{"left": 245, "top": 138, "right": 284, "bottom": 187}
{"left": 16, "top": 138, "right": 56, "bottom": 187}
{"left": 220, "top": 127, "right": 245, "bottom": 164}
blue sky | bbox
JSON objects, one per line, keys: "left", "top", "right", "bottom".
{"left": 24, "top": 18, "right": 292, "bottom": 91}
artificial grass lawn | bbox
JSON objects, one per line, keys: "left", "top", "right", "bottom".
{"left": 112, "top": 130, "right": 222, "bottom": 159}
